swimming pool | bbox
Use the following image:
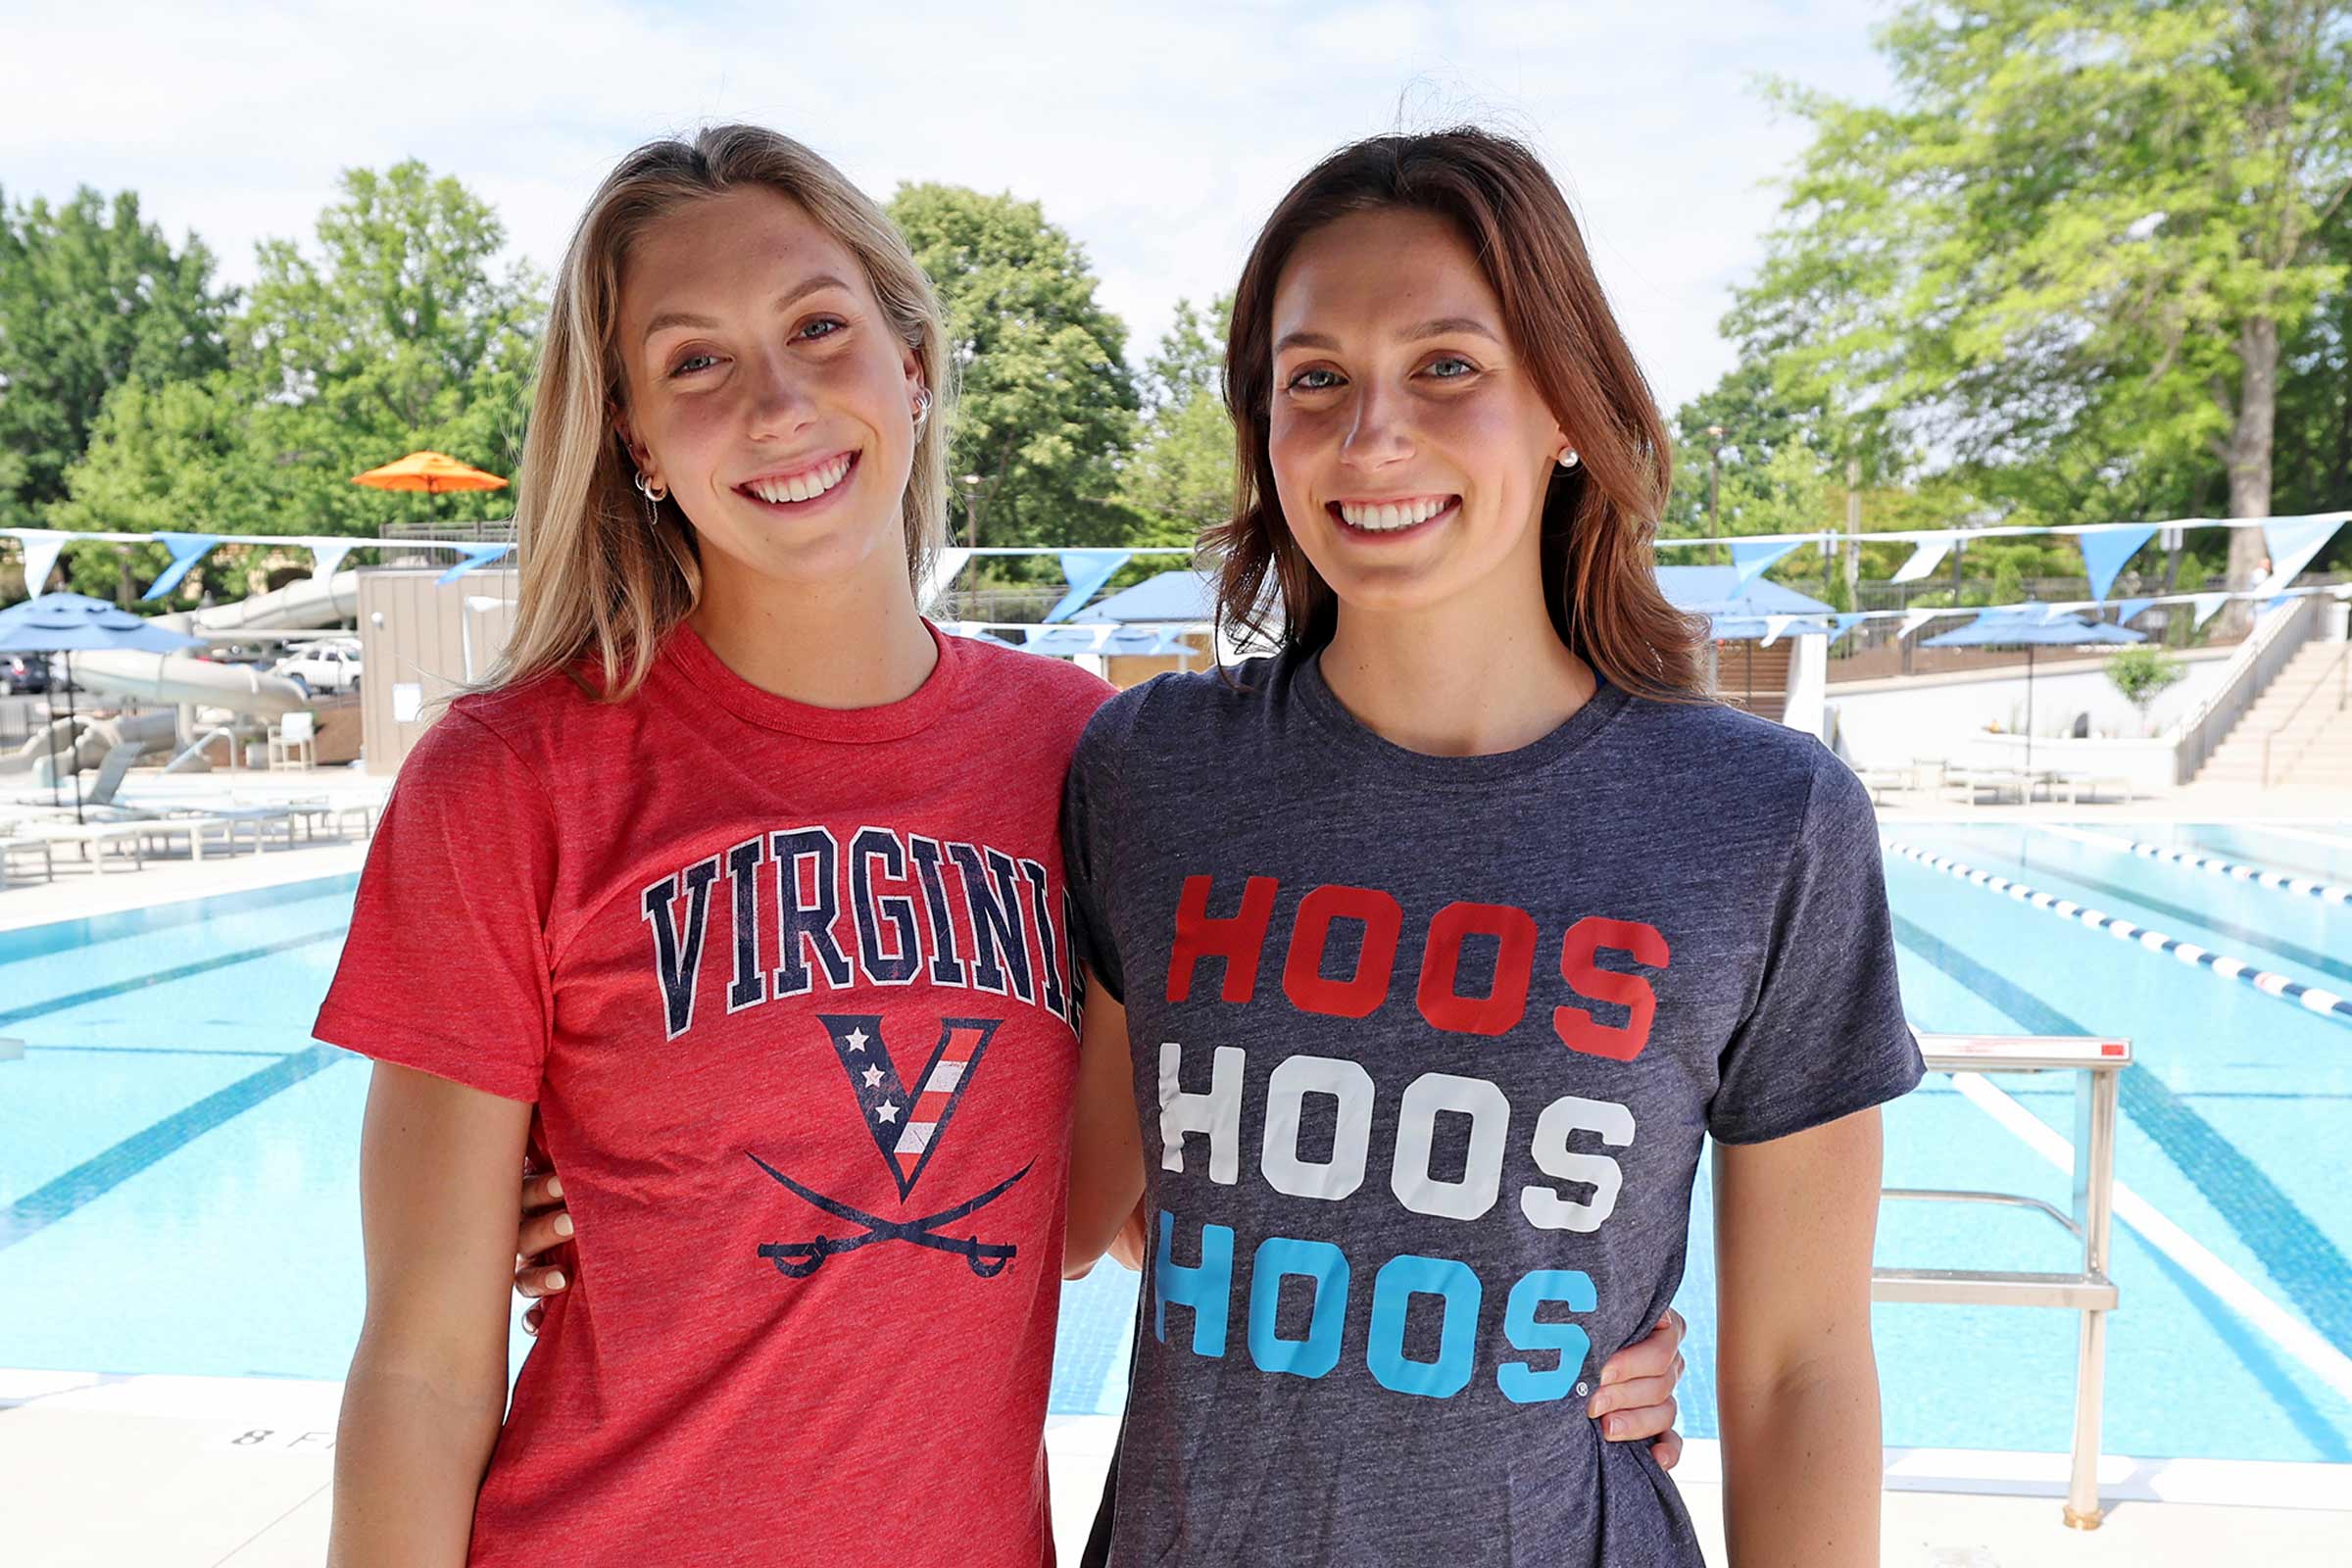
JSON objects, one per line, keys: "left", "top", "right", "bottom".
{"left": 4, "top": 822, "right": 2348, "bottom": 1465}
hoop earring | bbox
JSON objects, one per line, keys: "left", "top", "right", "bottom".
{"left": 632, "top": 470, "right": 666, "bottom": 535}
{"left": 1556, "top": 447, "right": 1581, "bottom": 470}
{"left": 912, "top": 386, "right": 933, "bottom": 433}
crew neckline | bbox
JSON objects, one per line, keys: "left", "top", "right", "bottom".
{"left": 662, "top": 617, "right": 964, "bottom": 743}
{"left": 1290, "top": 645, "right": 1631, "bottom": 785}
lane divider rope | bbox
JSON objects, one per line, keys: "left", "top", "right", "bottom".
{"left": 2034, "top": 824, "right": 2352, "bottom": 906}
{"left": 1881, "top": 837, "right": 2352, "bottom": 1027}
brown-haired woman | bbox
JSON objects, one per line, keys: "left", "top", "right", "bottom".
{"left": 1060, "top": 127, "right": 1920, "bottom": 1565}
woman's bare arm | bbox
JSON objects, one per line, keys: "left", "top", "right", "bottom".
{"left": 1714, "top": 1105, "right": 1887, "bottom": 1568}
{"left": 1062, "top": 979, "right": 1143, "bottom": 1278}
{"left": 329, "top": 1061, "right": 535, "bottom": 1568}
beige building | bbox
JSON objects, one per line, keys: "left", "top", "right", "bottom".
{"left": 355, "top": 567, "right": 518, "bottom": 776}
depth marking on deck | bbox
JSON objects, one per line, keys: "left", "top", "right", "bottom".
{"left": 1883, "top": 838, "right": 2352, "bottom": 1027}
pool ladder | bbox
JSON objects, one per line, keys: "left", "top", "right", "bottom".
{"left": 1874, "top": 1031, "right": 2132, "bottom": 1530}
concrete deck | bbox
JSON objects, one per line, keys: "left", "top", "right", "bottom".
{"left": 2, "top": 1374, "right": 2344, "bottom": 1566}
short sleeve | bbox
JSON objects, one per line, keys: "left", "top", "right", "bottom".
{"left": 1059, "top": 694, "right": 1135, "bottom": 1004}
{"left": 313, "top": 707, "right": 557, "bottom": 1102}
{"left": 1706, "top": 748, "right": 1923, "bottom": 1145}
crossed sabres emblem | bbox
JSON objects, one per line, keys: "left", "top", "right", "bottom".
{"left": 749, "top": 1013, "right": 1031, "bottom": 1280}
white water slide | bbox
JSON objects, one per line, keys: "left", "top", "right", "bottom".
{"left": 7, "top": 574, "right": 357, "bottom": 775}
{"left": 67, "top": 572, "right": 358, "bottom": 716}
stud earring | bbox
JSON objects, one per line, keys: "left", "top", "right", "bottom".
{"left": 1556, "top": 446, "right": 1581, "bottom": 470}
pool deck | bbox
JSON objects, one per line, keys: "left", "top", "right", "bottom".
{"left": 8, "top": 766, "right": 2350, "bottom": 1563}
{"left": 3, "top": 1371, "right": 2346, "bottom": 1565}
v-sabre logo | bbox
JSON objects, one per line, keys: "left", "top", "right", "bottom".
{"left": 747, "top": 1014, "right": 1030, "bottom": 1280}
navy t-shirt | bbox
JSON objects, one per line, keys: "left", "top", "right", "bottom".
{"left": 1063, "top": 649, "right": 1921, "bottom": 1566}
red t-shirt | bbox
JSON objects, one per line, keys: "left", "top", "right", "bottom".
{"left": 316, "top": 622, "right": 1113, "bottom": 1567}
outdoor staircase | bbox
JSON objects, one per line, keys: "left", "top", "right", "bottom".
{"left": 2194, "top": 639, "right": 2352, "bottom": 787}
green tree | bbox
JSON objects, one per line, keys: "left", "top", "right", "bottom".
{"left": 888, "top": 184, "right": 1139, "bottom": 551}
{"left": 1120, "top": 295, "right": 1234, "bottom": 548}
{"left": 2106, "top": 643, "right": 2189, "bottom": 731}
{"left": 1732, "top": 0, "right": 2352, "bottom": 619}
{"left": 0, "top": 185, "right": 233, "bottom": 527}
{"left": 58, "top": 162, "right": 542, "bottom": 549}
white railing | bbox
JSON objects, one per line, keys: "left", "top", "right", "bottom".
{"left": 1877, "top": 1031, "right": 2130, "bottom": 1531}
{"left": 2174, "top": 595, "right": 2323, "bottom": 780}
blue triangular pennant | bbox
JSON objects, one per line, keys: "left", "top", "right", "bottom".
{"left": 1729, "top": 537, "right": 1804, "bottom": 594}
{"left": 1045, "top": 550, "right": 1132, "bottom": 622}
{"left": 2075, "top": 524, "right": 2158, "bottom": 603}
{"left": 2112, "top": 598, "right": 2155, "bottom": 626}
{"left": 141, "top": 532, "right": 225, "bottom": 601}
{"left": 2258, "top": 514, "right": 2344, "bottom": 592}
{"left": 436, "top": 543, "right": 514, "bottom": 584}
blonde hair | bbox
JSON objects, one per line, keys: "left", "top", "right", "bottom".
{"left": 492, "top": 124, "right": 953, "bottom": 701}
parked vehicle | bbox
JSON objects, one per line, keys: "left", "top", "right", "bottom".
{"left": 272, "top": 643, "right": 362, "bottom": 696}
{"left": 0, "top": 654, "right": 55, "bottom": 696}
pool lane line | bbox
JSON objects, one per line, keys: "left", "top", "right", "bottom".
{"left": 1995, "top": 842, "right": 2352, "bottom": 989}
{"left": 0, "top": 1044, "right": 348, "bottom": 1251}
{"left": 0, "top": 926, "right": 346, "bottom": 1031}
{"left": 1890, "top": 913, "right": 2352, "bottom": 1366}
{"left": 2034, "top": 825, "right": 2352, "bottom": 906}
{"left": 1882, "top": 837, "right": 2352, "bottom": 1026}
{"left": 1947, "top": 1070, "right": 2352, "bottom": 1406}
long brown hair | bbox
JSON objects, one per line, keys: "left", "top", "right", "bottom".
{"left": 1209, "top": 127, "right": 1709, "bottom": 702}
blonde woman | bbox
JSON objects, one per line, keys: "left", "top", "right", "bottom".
{"left": 325, "top": 125, "right": 1690, "bottom": 1567}
{"left": 316, "top": 126, "right": 1126, "bottom": 1567}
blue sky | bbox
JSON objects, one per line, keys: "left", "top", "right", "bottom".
{"left": 3, "top": 0, "right": 1895, "bottom": 410}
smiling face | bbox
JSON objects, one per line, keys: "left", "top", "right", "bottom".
{"left": 1266, "top": 206, "right": 1570, "bottom": 625}
{"left": 612, "top": 185, "right": 923, "bottom": 609}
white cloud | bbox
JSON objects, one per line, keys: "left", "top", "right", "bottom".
{"left": 3, "top": 0, "right": 1894, "bottom": 410}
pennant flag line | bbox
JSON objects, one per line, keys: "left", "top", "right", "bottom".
{"left": 140, "top": 532, "right": 226, "bottom": 601}
{"left": 8, "top": 530, "right": 67, "bottom": 598}
{"left": 2256, "top": 514, "right": 2344, "bottom": 596}
{"left": 2074, "top": 524, "right": 2159, "bottom": 603}
{"left": 1890, "top": 539, "right": 1953, "bottom": 584}
{"left": 1730, "top": 536, "right": 1806, "bottom": 592}
{"left": 435, "top": 544, "right": 514, "bottom": 585}
{"left": 1045, "top": 550, "right": 1133, "bottom": 623}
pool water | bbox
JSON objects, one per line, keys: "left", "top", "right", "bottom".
{"left": 4, "top": 822, "right": 2349, "bottom": 1463}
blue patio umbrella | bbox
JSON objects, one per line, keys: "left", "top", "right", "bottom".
{"left": 1921, "top": 610, "right": 2145, "bottom": 774}
{"left": 0, "top": 592, "right": 203, "bottom": 820}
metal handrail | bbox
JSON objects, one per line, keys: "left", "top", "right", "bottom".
{"left": 2177, "top": 595, "right": 2318, "bottom": 778}
{"left": 1875, "top": 1030, "right": 2131, "bottom": 1531}
{"left": 2261, "top": 639, "right": 2351, "bottom": 784}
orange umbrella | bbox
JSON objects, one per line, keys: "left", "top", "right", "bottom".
{"left": 351, "top": 450, "right": 510, "bottom": 497}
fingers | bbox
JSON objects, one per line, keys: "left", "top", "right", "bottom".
{"left": 1651, "top": 1429, "right": 1684, "bottom": 1471}
{"left": 1592, "top": 1384, "right": 1679, "bottom": 1443}
{"left": 521, "top": 1170, "right": 564, "bottom": 1214}
{"left": 1597, "top": 1309, "right": 1684, "bottom": 1385}
{"left": 517, "top": 1205, "right": 574, "bottom": 1261}
{"left": 515, "top": 1264, "right": 568, "bottom": 1301}
{"left": 522, "top": 1301, "right": 544, "bottom": 1337}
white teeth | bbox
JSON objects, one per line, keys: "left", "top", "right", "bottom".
{"left": 748, "top": 456, "right": 852, "bottom": 506}
{"left": 1337, "top": 497, "right": 1449, "bottom": 531}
